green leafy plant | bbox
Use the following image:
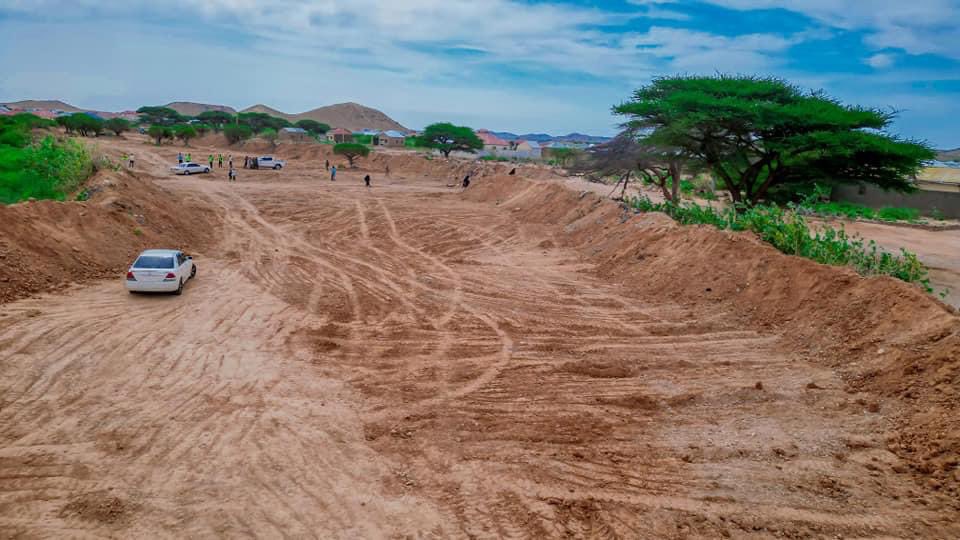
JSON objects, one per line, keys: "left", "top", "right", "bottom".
{"left": 416, "top": 122, "right": 483, "bottom": 158}
{"left": 223, "top": 123, "right": 253, "bottom": 144}
{"left": 104, "top": 118, "right": 132, "bottom": 136}
{"left": 333, "top": 143, "right": 370, "bottom": 167}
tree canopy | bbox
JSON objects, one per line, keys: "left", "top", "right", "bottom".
{"left": 147, "top": 125, "right": 173, "bottom": 145}
{"left": 223, "top": 124, "right": 253, "bottom": 144}
{"left": 174, "top": 124, "right": 198, "bottom": 145}
{"left": 333, "top": 143, "right": 370, "bottom": 167}
{"left": 295, "top": 119, "right": 331, "bottom": 135}
{"left": 57, "top": 114, "right": 104, "bottom": 137}
{"left": 137, "top": 106, "right": 185, "bottom": 126}
{"left": 104, "top": 118, "right": 131, "bottom": 136}
{"left": 238, "top": 112, "right": 290, "bottom": 133}
{"left": 613, "top": 75, "right": 935, "bottom": 205}
{"left": 260, "top": 127, "right": 278, "bottom": 147}
{"left": 196, "top": 110, "right": 235, "bottom": 130}
{"left": 417, "top": 123, "right": 483, "bottom": 158}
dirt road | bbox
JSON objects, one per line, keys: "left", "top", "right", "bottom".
{"left": 1, "top": 142, "right": 957, "bottom": 537}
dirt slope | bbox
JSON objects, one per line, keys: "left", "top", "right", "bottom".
{"left": 0, "top": 166, "right": 218, "bottom": 304}
{"left": 1, "top": 138, "right": 958, "bottom": 537}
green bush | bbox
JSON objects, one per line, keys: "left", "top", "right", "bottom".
{"left": 223, "top": 124, "right": 253, "bottom": 144}
{"left": 627, "top": 196, "right": 932, "bottom": 292}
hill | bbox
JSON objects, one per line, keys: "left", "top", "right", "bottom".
{"left": 164, "top": 102, "right": 237, "bottom": 116}
{"left": 2, "top": 99, "right": 83, "bottom": 112}
{"left": 241, "top": 102, "right": 406, "bottom": 132}
{"left": 492, "top": 131, "right": 612, "bottom": 144}
{"left": 937, "top": 148, "right": 960, "bottom": 162}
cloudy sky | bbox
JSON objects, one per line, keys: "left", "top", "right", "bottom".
{"left": 1, "top": 0, "right": 958, "bottom": 147}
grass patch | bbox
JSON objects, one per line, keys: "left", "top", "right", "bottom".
{"left": 0, "top": 113, "right": 94, "bottom": 204}
{"left": 805, "top": 201, "right": 920, "bottom": 222}
{"left": 628, "top": 196, "right": 933, "bottom": 292}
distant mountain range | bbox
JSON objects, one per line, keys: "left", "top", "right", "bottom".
{"left": 491, "top": 131, "right": 612, "bottom": 144}
{"left": 937, "top": 148, "right": 960, "bottom": 162}
{"left": 164, "top": 102, "right": 407, "bottom": 132}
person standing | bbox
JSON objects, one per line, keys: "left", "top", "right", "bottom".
{"left": 330, "top": 165, "right": 337, "bottom": 181}
{"left": 178, "top": 152, "right": 183, "bottom": 164}
{"left": 325, "top": 159, "right": 329, "bottom": 171}
{"left": 364, "top": 174, "right": 371, "bottom": 188}
{"left": 228, "top": 155, "right": 233, "bottom": 169}
{"left": 218, "top": 154, "right": 223, "bottom": 168}
{"left": 243, "top": 156, "right": 249, "bottom": 169}
{"left": 186, "top": 153, "right": 192, "bottom": 163}
{"left": 128, "top": 154, "right": 135, "bottom": 168}
{"left": 208, "top": 154, "right": 214, "bottom": 169}
{"left": 462, "top": 174, "right": 471, "bottom": 189}
{"left": 385, "top": 164, "right": 390, "bottom": 177}
{"left": 228, "top": 167, "right": 237, "bottom": 182}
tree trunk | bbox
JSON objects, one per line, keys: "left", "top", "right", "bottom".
{"left": 620, "top": 171, "right": 630, "bottom": 200}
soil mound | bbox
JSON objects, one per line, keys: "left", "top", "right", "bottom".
{"left": 0, "top": 168, "right": 218, "bottom": 303}
{"left": 464, "top": 173, "right": 960, "bottom": 490}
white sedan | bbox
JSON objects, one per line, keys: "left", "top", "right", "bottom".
{"left": 170, "top": 162, "right": 211, "bottom": 175}
{"left": 125, "top": 249, "right": 196, "bottom": 295}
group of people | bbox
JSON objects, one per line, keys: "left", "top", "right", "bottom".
{"left": 177, "top": 151, "right": 237, "bottom": 182}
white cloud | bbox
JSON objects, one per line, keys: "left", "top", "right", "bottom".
{"left": 699, "top": 0, "right": 960, "bottom": 59}
{"left": 865, "top": 53, "right": 895, "bottom": 69}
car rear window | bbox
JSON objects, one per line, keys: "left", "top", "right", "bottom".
{"left": 134, "top": 256, "right": 175, "bottom": 269}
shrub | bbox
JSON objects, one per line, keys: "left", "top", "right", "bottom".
{"left": 333, "top": 143, "right": 370, "bottom": 167}
{"left": 627, "top": 196, "right": 933, "bottom": 292}
{"left": 0, "top": 135, "right": 93, "bottom": 203}
{"left": 104, "top": 118, "right": 131, "bottom": 136}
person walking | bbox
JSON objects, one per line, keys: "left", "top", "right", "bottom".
{"left": 364, "top": 174, "right": 371, "bottom": 188}
{"left": 330, "top": 165, "right": 337, "bottom": 181}
{"left": 178, "top": 152, "right": 183, "bottom": 164}
{"left": 218, "top": 154, "right": 223, "bottom": 168}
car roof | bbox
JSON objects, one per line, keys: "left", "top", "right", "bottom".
{"left": 139, "top": 249, "right": 179, "bottom": 256}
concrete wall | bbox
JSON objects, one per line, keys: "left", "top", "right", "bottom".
{"left": 833, "top": 183, "right": 960, "bottom": 219}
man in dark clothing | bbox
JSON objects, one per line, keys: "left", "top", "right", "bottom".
{"left": 364, "top": 174, "right": 371, "bottom": 187}
{"left": 462, "top": 174, "right": 470, "bottom": 189}
{"left": 325, "top": 159, "right": 330, "bottom": 171}
{"left": 218, "top": 154, "right": 223, "bottom": 168}
{"left": 178, "top": 152, "right": 183, "bottom": 164}
{"left": 243, "top": 156, "right": 249, "bottom": 168}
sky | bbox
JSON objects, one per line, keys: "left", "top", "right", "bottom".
{"left": 0, "top": 0, "right": 958, "bottom": 148}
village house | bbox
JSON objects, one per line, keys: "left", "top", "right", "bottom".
{"left": 476, "top": 129, "right": 510, "bottom": 154}
{"left": 378, "top": 130, "right": 406, "bottom": 148}
{"left": 280, "top": 127, "right": 309, "bottom": 142}
{"left": 327, "top": 127, "right": 353, "bottom": 144}
{"left": 512, "top": 140, "right": 542, "bottom": 159}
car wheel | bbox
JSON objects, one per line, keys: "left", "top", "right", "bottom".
{"left": 184, "top": 170, "right": 190, "bottom": 176}
{"left": 204, "top": 168, "right": 210, "bottom": 173}
{"left": 274, "top": 164, "right": 281, "bottom": 170}
{"left": 190, "top": 265, "right": 197, "bottom": 279}
{"left": 174, "top": 279, "right": 183, "bottom": 296}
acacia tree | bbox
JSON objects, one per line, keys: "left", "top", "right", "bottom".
{"left": 417, "top": 123, "right": 483, "bottom": 158}
{"left": 548, "top": 147, "right": 581, "bottom": 167}
{"left": 295, "top": 119, "right": 330, "bottom": 135}
{"left": 614, "top": 75, "right": 934, "bottom": 206}
{"left": 148, "top": 125, "right": 173, "bottom": 145}
{"left": 334, "top": 143, "right": 370, "bottom": 167}
{"left": 223, "top": 124, "right": 253, "bottom": 144}
{"left": 175, "top": 124, "right": 198, "bottom": 145}
{"left": 137, "top": 106, "right": 184, "bottom": 126}
{"left": 572, "top": 131, "right": 693, "bottom": 201}
{"left": 260, "top": 128, "right": 278, "bottom": 148}
{"left": 104, "top": 118, "right": 131, "bottom": 136}
{"left": 196, "top": 110, "right": 235, "bottom": 131}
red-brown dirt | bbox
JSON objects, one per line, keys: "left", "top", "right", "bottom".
{"left": 0, "top": 135, "right": 957, "bottom": 537}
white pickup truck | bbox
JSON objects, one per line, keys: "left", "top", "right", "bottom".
{"left": 254, "top": 156, "right": 286, "bottom": 170}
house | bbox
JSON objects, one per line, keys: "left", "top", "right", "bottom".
{"left": 0, "top": 105, "right": 10, "bottom": 113}
{"left": 378, "top": 130, "right": 406, "bottom": 148}
{"left": 513, "top": 140, "right": 542, "bottom": 159}
{"left": 327, "top": 127, "right": 353, "bottom": 144}
{"left": 280, "top": 127, "right": 309, "bottom": 142}
{"left": 476, "top": 129, "right": 510, "bottom": 153}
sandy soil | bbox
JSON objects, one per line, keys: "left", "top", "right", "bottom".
{"left": 1, "top": 137, "right": 958, "bottom": 538}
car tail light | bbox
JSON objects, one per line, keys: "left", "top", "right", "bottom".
{"left": 126, "top": 271, "right": 136, "bottom": 281}
{"left": 163, "top": 272, "right": 177, "bottom": 281}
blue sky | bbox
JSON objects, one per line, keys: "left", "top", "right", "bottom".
{"left": 1, "top": 0, "right": 958, "bottom": 147}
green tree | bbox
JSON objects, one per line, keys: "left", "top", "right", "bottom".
{"left": 137, "top": 106, "right": 185, "bottom": 126}
{"left": 333, "top": 143, "right": 370, "bottom": 167}
{"left": 238, "top": 112, "right": 290, "bottom": 133}
{"left": 260, "top": 127, "right": 278, "bottom": 148}
{"left": 223, "top": 123, "right": 254, "bottom": 144}
{"left": 59, "top": 114, "right": 104, "bottom": 137}
{"left": 548, "top": 147, "right": 581, "bottom": 167}
{"left": 174, "top": 124, "right": 198, "bottom": 145}
{"left": 614, "top": 75, "right": 935, "bottom": 206}
{"left": 147, "top": 125, "right": 173, "bottom": 145}
{"left": 295, "top": 119, "right": 330, "bottom": 135}
{"left": 196, "top": 110, "right": 235, "bottom": 131}
{"left": 417, "top": 122, "right": 483, "bottom": 158}
{"left": 104, "top": 118, "right": 132, "bottom": 136}
{"left": 193, "top": 123, "right": 211, "bottom": 136}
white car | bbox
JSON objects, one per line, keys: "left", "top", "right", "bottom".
{"left": 255, "top": 156, "right": 285, "bottom": 169}
{"left": 170, "top": 162, "right": 211, "bottom": 175}
{"left": 125, "top": 249, "right": 196, "bottom": 295}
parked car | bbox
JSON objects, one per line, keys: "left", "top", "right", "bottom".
{"left": 170, "top": 162, "right": 211, "bottom": 175}
{"left": 125, "top": 249, "right": 196, "bottom": 295}
{"left": 254, "top": 156, "right": 285, "bottom": 170}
